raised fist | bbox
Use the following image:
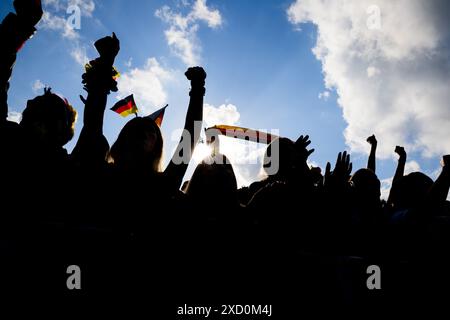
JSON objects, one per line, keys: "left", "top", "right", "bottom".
{"left": 14, "top": 0, "right": 43, "bottom": 27}
{"left": 395, "top": 146, "right": 406, "bottom": 160}
{"left": 185, "top": 66, "right": 206, "bottom": 87}
{"left": 94, "top": 32, "right": 120, "bottom": 63}
{"left": 366, "top": 134, "right": 377, "bottom": 146}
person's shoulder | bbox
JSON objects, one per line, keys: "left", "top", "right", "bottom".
{"left": 0, "top": 120, "right": 21, "bottom": 129}
{"left": 249, "top": 178, "right": 270, "bottom": 193}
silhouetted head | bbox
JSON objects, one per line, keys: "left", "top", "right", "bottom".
{"left": 187, "top": 154, "right": 238, "bottom": 212}
{"left": 310, "top": 166, "right": 323, "bottom": 187}
{"left": 390, "top": 172, "right": 433, "bottom": 210}
{"left": 263, "top": 137, "right": 303, "bottom": 180}
{"left": 350, "top": 168, "right": 381, "bottom": 206}
{"left": 20, "top": 88, "right": 77, "bottom": 148}
{"left": 109, "top": 116, "right": 163, "bottom": 173}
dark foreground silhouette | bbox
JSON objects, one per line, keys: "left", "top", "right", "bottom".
{"left": 1, "top": 1, "right": 449, "bottom": 315}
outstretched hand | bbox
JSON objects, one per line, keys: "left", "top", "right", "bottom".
{"left": 295, "top": 135, "right": 314, "bottom": 161}
{"left": 324, "top": 151, "right": 352, "bottom": 188}
{"left": 334, "top": 151, "right": 352, "bottom": 180}
{"left": 14, "top": 0, "right": 43, "bottom": 27}
{"left": 367, "top": 134, "right": 377, "bottom": 147}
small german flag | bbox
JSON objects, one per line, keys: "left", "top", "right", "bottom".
{"left": 146, "top": 104, "right": 168, "bottom": 127}
{"left": 111, "top": 94, "right": 138, "bottom": 117}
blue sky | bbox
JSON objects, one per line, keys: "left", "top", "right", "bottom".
{"left": 2, "top": 0, "right": 449, "bottom": 194}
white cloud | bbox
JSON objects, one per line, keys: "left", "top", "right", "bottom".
{"left": 204, "top": 103, "right": 240, "bottom": 127}
{"left": 191, "top": 0, "right": 222, "bottom": 28}
{"left": 117, "top": 58, "right": 173, "bottom": 114}
{"left": 43, "top": 0, "right": 95, "bottom": 17}
{"left": 367, "top": 66, "right": 380, "bottom": 78}
{"left": 195, "top": 102, "right": 267, "bottom": 187}
{"left": 69, "top": 0, "right": 95, "bottom": 17}
{"left": 287, "top": 0, "right": 450, "bottom": 160}
{"left": 39, "top": 11, "right": 79, "bottom": 39}
{"left": 125, "top": 58, "right": 133, "bottom": 68}
{"left": 380, "top": 177, "right": 393, "bottom": 200}
{"left": 428, "top": 167, "right": 442, "bottom": 180}
{"left": 71, "top": 45, "right": 89, "bottom": 66}
{"left": 43, "top": 0, "right": 63, "bottom": 11}
{"left": 156, "top": 0, "right": 222, "bottom": 66}
{"left": 32, "top": 79, "right": 46, "bottom": 94}
{"left": 40, "top": 0, "right": 96, "bottom": 65}
{"left": 404, "top": 160, "right": 421, "bottom": 174}
{"left": 40, "top": 0, "right": 96, "bottom": 37}
{"left": 318, "top": 90, "right": 330, "bottom": 100}
{"left": 178, "top": 0, "right": 191, "bottom": 7}
{"left": 7, "top": 112, "right": 22, "bottom": 124}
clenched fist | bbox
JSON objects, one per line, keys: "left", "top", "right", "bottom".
{"left": 394, "top": 146, "right": 406, "bottom": 160}
{"left": 185, "top": 66, "right": 206, "bottom": 88}
{"left": 14, "top": 0, "right": 43, "bottom": 27}
{"left": 366, "top": 134, "right": 377, "bottom": 146}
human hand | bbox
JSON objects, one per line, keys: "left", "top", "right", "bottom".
{"left": 14, "top": 0, "right": 43, "bottom": 27}
{"left": 94, "top": 32, "right": 120, "bottom": 64}
{"left": 367, "top": 134, "right": 377, "bottom": 147}
{"left": 324, "top": 151, "right": 352, "bottom": 188}
{"left": 185, "top": 66, "right": 206, "bottom": 88}
{"left": 334, "top": 151, "right": 352, "bottom": 180}
{"left": 395, "top": 145, "right": 406, "bottom": 161}
{"left": 295, "top": 135, "right": 314, "bottom": 161}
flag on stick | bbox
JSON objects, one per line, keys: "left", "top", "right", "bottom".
{"left": 111, "top": 94, "right": 138, "bottom": 117}
{"left": 146, "top": 104, "right": 168, "bottom": 127}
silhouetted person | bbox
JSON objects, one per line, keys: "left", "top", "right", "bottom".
{"left": 241, "top": 135, "right": 314, "bottom": 206}
{"left": 0, "top": 0, "right": 43, "bottom": 178}
{"left": 186, "top": 153, "right": 240, "bottom": 222}
{"left": 71, "top": 31, "right": 206, "bottom": 232}
{"left": 0, "top": 1, "right": 76, "bottom": 221}
{"left": 1, "top": 2, "right": 450, "bottom": 306}
{"left": 71, "top": 33, "right": 120, "bottom": 169}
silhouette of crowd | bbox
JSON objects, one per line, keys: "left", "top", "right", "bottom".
{"left": 1, "top": 0, "right": 449, "bottom": 311}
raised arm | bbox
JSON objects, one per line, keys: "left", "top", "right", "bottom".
{"left": 393, "top": 146, "right": 406, "bottom": 183}
{"left": 387, "top": 146, "right": 407, "bottom": 206}
{"left": 324, "top": 151, "right": 353, "bottom": 192}
{"left": 0, "top": 0, "right": 42, "bottom": 124}
{"left": 164, "top": 67, "right": 206, "bottom": 190}
{"left": 428, "top": 155, "right": 450, "bottom": 204}
{"left": 71, "top": 33, "right": 120, "bottom": 168}
{"left": 366, "top": 134, "right": 377, "bottom": 173}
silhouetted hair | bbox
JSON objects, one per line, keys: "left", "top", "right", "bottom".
{"left": 109, "top": 116, "right": 163, "bottom": 173}
{"left": 187, "top": 153, "right": 238, "bottom": 209}
{"left": 350, "top": 168, "right": 381, "bottom": 200}
{"left": 390, "top": 172, "right": 433, "bottom": 210}
{"left": 21, "top": 88, "right": 77, "bottom": 147}
{"left": 263, "top": 137, "right": 300, "bottom": 178}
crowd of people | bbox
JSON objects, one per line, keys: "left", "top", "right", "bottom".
{"left": 1, "top": 1, "right": 449, "bottom": 311}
